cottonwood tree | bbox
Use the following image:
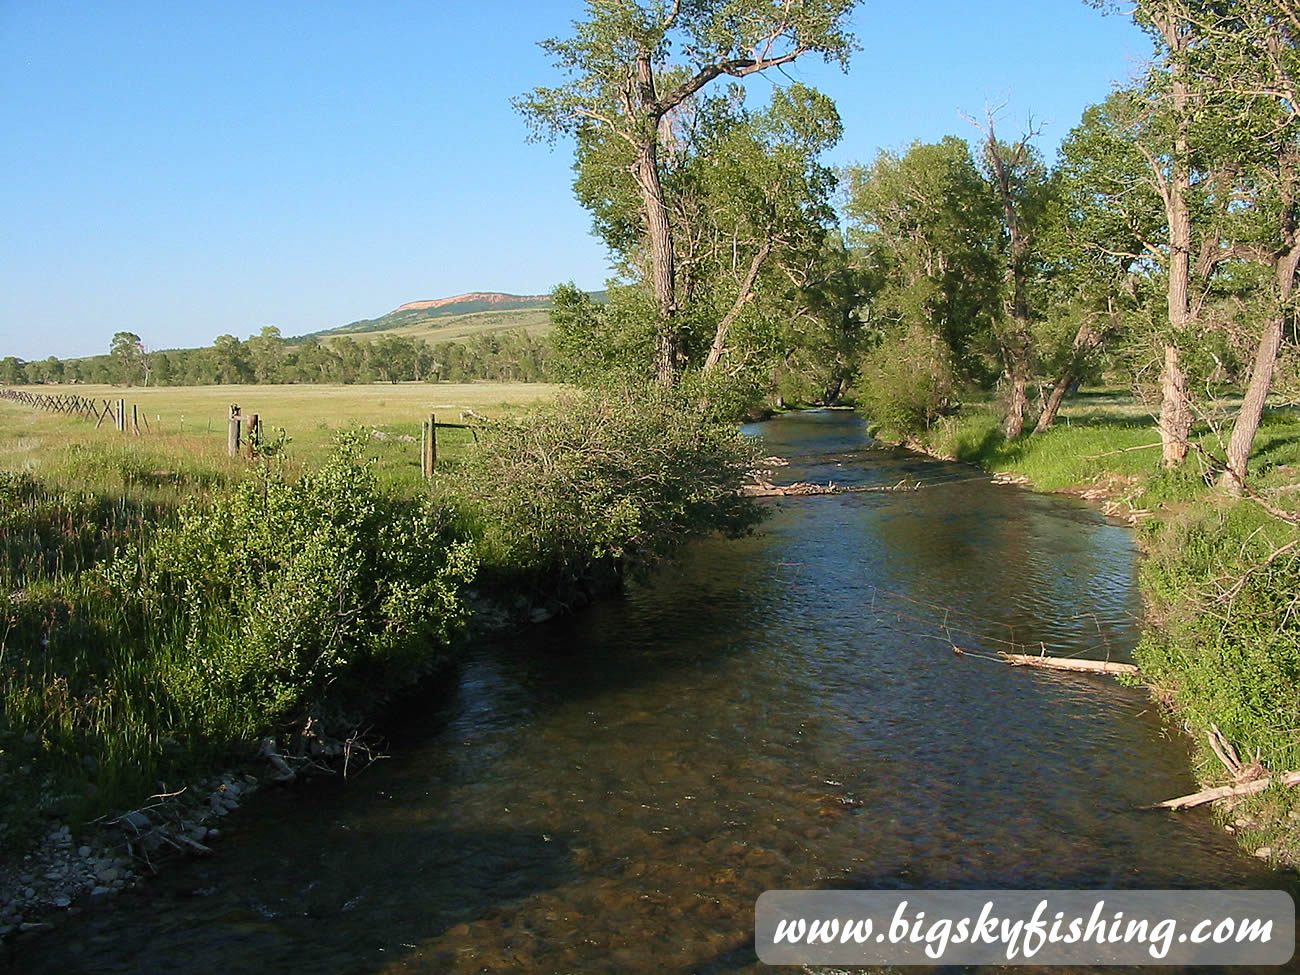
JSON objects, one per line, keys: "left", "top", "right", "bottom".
{"left": 516, "top": 0, "right": 857, "bottom": 383}
{"left": 1187, "top": 1, "right": 1300, "bottom": 492}
{"left": 971, "top": 114, "right": 1056, "bottom": 436}
{"left": 845, "top": 138, "right": 1002, "bottom": 379}
{"left": 695, "top": 84, "right": 843, "bottom": 373}
{"left": 1093, "top": 0, "right": 1205, "bottom": 462}
{"left": 1036, "top": 89, "right": 1168, "bottom": 432}
{"left": 247, "top": 325, "right": 286, "bottom": 384}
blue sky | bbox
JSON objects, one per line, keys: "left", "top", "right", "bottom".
{"left": 0, "top": 1, "right": 1152, "bottom": 361}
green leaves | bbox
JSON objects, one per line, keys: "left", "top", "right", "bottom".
{"left": 143, "top": 432, "right": 476, "bottom": 723}
{"left": 447, "top": 383, "right": 764, "bottom": 583}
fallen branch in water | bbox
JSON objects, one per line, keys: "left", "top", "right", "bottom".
{"left": 741, "top": 480, "right": 840, "bottom": 497}
{"left": 998, "top": 652, "right": 1140, "bottom": 676}
{"left": 741, "top": 478, "right": 929, "bottom": 497}
{"left": 1148, "top": 771, "right": 1300, "bottom": 810}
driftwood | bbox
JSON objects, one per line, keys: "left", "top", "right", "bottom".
{"left": 741, "top": 478, "right": 925, "bottom": 498}
{"left": 1150, "top": 771, "right": 1300, "bottom": 810}
{"left": 742, "top": 480, "right": 840, "bottom": 497}
{"left": 998, "top": 652, "right": 1140, "bottom": 676}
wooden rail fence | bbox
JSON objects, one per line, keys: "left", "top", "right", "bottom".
{"left": 0, "top": 388, "right": 147, "bottom": 433}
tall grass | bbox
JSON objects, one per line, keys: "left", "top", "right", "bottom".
{"left": 0, "top": 437, "right": 475, "bottom": 846}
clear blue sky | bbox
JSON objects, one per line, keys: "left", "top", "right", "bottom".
{"left": 0, "top": 1, "right": 1152, "bottom": 361}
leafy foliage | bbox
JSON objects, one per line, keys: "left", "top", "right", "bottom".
{"left": 0, "top": 436, "right": 475, "bottom": 837}
{"left": 444, "top": 383, "right": 764, "bottom": 584}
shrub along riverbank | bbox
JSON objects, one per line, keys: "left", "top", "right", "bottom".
{"left": 902, "top": 392, "right": 1300, "bottom": 866}
{"left": 0, "top": 383, "right": 763, "bottom": 851}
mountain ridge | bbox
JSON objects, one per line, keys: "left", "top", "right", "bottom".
{"left": 391, "top": 292, "right": 551, "bottom": 315}
{"left": 310, "top": 291, "right": 564, "bottom": 338}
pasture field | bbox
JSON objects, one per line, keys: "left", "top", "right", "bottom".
{"left": 0, "top": 382, "right": 565, "bottom": 499}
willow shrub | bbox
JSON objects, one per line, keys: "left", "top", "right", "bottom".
{"left": 1, "top": 433, "right": 475, "bottom": 830}
{"left": 138, "top": 431, "right": 477, "bottom": 728}
{"left": 856, "top": 325, "right": 960, "bottom": 438}
{"left": 443, "top": 382, "right": 765, "bottom": 591}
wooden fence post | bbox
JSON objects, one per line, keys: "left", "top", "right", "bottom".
{"left": 246, "top": 413, "right": 259, "bottom": 456}
{"left": 131, "top": 403, "right": 140, "bottom": 436}
{"left": 116, "top": 399, "right": 125, "bottom": 433}
{"left": 228, "top": 404, "right": 241, "bottom": 457}
{"left": 430, "top": 413, "right": 438, "bottom": 471}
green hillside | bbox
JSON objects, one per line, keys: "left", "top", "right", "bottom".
{"left": 320, "top": 306, "right": 555, "bottom": 345}
{"left": 313, "top": 292, "right": 555, "bottom": 337}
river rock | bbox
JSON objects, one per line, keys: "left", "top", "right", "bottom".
{"left": 1254, "top": 847, "right": 1273, "bottom": 860}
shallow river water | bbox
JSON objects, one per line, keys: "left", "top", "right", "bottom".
{"left": 10, "top": 411, "right": 1281, "bottom": 974}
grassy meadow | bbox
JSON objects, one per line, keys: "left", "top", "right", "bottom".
{"left": 0, "top": 382, "right": 564, "bottom": 499}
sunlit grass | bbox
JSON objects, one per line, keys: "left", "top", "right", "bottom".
{"left": 0, "top": 382, "right": 565, "bottom": 500}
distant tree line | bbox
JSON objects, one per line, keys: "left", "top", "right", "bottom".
{"left": 0, "top": 326, "right": 553, "bottom": 387}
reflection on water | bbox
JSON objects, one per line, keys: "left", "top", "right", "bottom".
{"left": 8, "top": 412, "right": 1276, "bottom": 974}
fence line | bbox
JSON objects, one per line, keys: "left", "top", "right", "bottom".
{"left": 2, "top": 388, "right": 481, "bottom": 468}
{"left": 0, "top": 388, "right": 135, "bottom": 431}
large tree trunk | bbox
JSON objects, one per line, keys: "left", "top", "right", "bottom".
{"left": 635, "top": 141, "right": 680, "bottom": 384}
{"left": 1221, "top": 317, "right": 1285, "bottom": 492}
{"left": 631, "top": 55, "right": 679, "bottom": 385}
{"left": 983, "top": 124, "right": 1037, "bottom": 440}
{"left": 1220, "top": 247, "right": 1298, "bottom": 492}
{"left": 1158, "top": 343, "right": 1191, "bottom": 466}
{"left": 1034, "top": 376, "right": 1072, "bottom": 435}
{"left": 1157, "top": 1, "right": 1194, "bottom": 466}
{"left": 1004, "top": 365, "right": 1030, "bottom": 438}
{"left": 1001, "top": 337, "right": 1031, "bottom": 438}
{"left": 704, "top": 241, "right": 771, "bottom": 371}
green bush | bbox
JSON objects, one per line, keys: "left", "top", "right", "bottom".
{"left": 142, "top": 431, "right": 476, "bottom": 726}
{"left": 1, "top": 434, "right": 476, "bottom": 834}
{"left": 443, "top": 383, "right": 764, "bottom": 587}
{"left": 1137, "top": 502, "right": 1300, "bottom": 774}
{"left": 856, "top": 326, "right": 959, "bottom": 437}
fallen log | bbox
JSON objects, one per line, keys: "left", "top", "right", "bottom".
{"left": 741, "top": 480, "right": 840, "bottom": 497}
{"left": 1149, "top": 771, "right": 1300, "bottom": 810}
{"left": 998, "top": 652, "right": 1140, "bottom": 676}
{"left": 741, "top": 478, "right": 926, "bottom": 498}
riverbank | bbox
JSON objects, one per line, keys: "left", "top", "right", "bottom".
{"left": 0, "top": 383, "right": 764, "bottom": 945}
{"left": 895, "top": 393, "right": 1300, "bottom": 870}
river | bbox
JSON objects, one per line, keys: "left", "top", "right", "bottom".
{"left": 9, "top": 411, "right": 1277, "bottom": 974}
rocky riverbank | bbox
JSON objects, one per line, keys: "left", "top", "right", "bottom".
{"left": 0, "top": 771, "right": 258, "bottom": 946}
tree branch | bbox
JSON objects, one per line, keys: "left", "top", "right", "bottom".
{"left": 659, "top": 48, "right": 809, "bottom": 113}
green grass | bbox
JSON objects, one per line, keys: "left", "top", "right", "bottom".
{"left": 0, "top": 382, "right": 564, "bottom": 500}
